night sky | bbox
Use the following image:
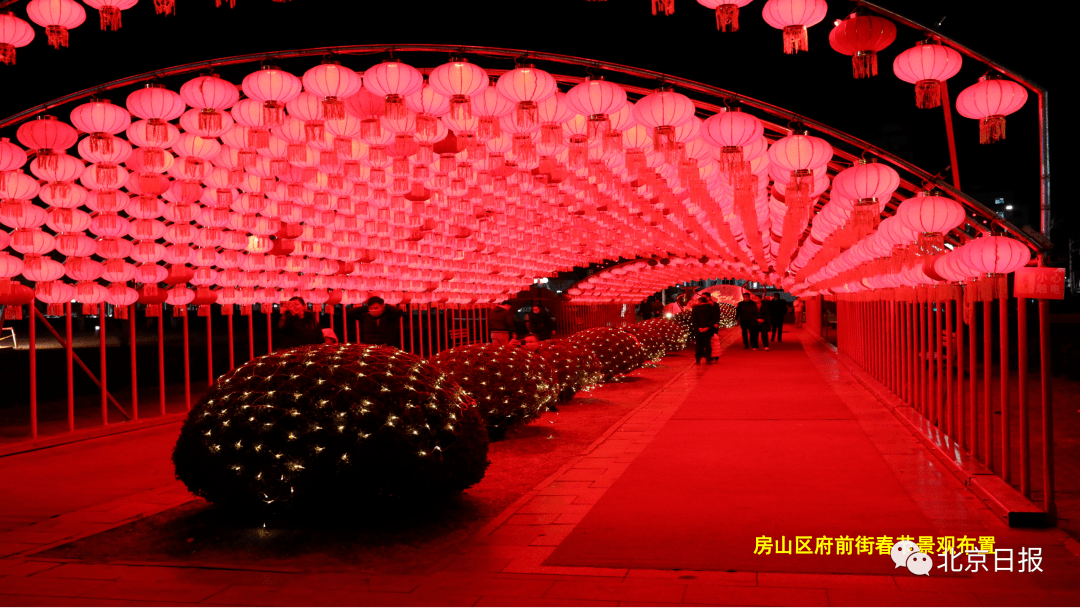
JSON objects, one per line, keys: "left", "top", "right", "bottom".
{"left": 0, "top": 0, "right": 1068, "bottom": 266}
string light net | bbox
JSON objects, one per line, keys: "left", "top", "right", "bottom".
{"left": 670, "top": 310, "right": 696, "bottom": 339}
{"left": 568, "top": 326, "right": 646, "bottom": 381}
{"left": 530, "top": 338, "right": 604, "bottom": 402}
{"left": 429, "top": 344, "right": 557, "bottom": 440}
{"left": 716, "top": 302, "right": 737, "bottom": 327}
{"left": 172, "top": 344, "right": 489, "bottom": 516}
{"left": 620, "top": 323, "right": 668, "bottom": 362}
{"left": 635, "top": 317, "right": 689, "bottom": 351}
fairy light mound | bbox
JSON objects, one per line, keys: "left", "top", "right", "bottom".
{"left": 429, "top": 344, "right": 557, "bottom": 440}
{"left": 530, "top": 339, "right": 604, "bottom": 402}
{"left": 717, "top": 302, "right": 738, "bottom": 328}
{"left": 568, "top": 327, "right": 646, "bottom": 381}
{"left": 671, "top": 310, "right": 696, "bottom": 340}
{"left": 621, "top": 323, "right": 667, "bottom": 362}
{"left": 637, "top": 317, "right": 690, "bottom": 352}
{"left": 172, "top": 344, "right": 489, "bottom": 516}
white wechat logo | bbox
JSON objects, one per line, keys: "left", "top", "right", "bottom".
{"left": 890, "top": 540, "right": 932, "bottom": 575}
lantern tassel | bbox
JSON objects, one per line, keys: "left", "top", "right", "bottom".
{"left": 197, "top": 305, "right": 210, "bottom": 316}
{"left": 853, "top": 51, "right": 878, "bottom": 79}
{"left": 262, "top": 102, "right": 283, "bottom": 126}
{"left": 450, "top": 96, "right": 472, "bottom": 121}
{"left": 322, "top": 97, "right": 345, "bottom": 120}
{"left": 651, "top": 0, "right": 674, "bottom": 16}
{"left": 173, "top": 305, "right": 186, "bottom": 317}
{"left": 247, "top": 128, "right": 270, "bottom": 149}
{"left": 515, "top": 101, "right": 538, "bottom": 128}
{"left": 851, "top": 199, "right": 881, "bottom": 235}
{"left": 915, "top": 79, "right": 942, "bottom": 109}
{"left": 46, "top": 303, "right": 64, "bottom": 317}
{"left": 89, "top": 134, "right": 114, "bottom": 155}
{"left": 718, "top": 146, "right": 744, "bottom": 174}
{"left": 114, "top": 305, "right": 127, "bottom": 320}
{"left": 416, "top": 114, "right": 438, "bottom": 140}
{"left": 98, "top": 6, "right": 122, "bottom": 30}
{"left": 303, "top": 121, "right": 324, "bottom": 142}
{"left": 199, "top": 110, "right": 222, "bottom": 132}
{"left": 154, "top": 0, "right": 175, "bottom": 15}
{"left": 4, "top": 305, "right": 21, "bottom": 320}
{"left": 360, "top": 118, "right": 381, "bottom": 141}
{"left": 980, "top": 115, "right": 1006, "bottom": 144}
{"left": 384, "top": 94, "right": 407, "bottom": 120}
{"left": 783, "top": 25, "right": 808, "bottom": 54}
{"left": 0, "top": 43, "right": 15, "bottom": 65}
{"left": 715, "top": 4, "right": 739, "bottom": 31}
{"left": 917, "top": 232, "right": 945, "bottom": 256}
{"left": 45, "top": 25, "right": 69, "bottom": 49}
{"left": 82, "top": 303, "right": 98, "bottom": 316}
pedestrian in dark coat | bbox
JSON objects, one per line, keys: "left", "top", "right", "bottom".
{"left": 488, "top": 301, "right": 517, "bottom": 345}
{"left": 768, "top": 296, "right": 789, "bottom": 343}
{"left": 754, "top": 300, "right": 772, "bottom": 350}
{"left": 277, "top": 297, "right": 324, "bottom": 351}
{"left": 347, "top": 296, "right": 405, "bottom": 348}
{"left": 692, "top": 295, "right": 720, "bottom": 364}
{"left": 526, "top": 306, "right": 555, "bottom": 341}
{"left": 735, "top": 293, "right": 761, "bottom": 350}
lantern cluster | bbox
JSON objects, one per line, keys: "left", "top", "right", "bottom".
{"left": 171, "top": 344, "right": 490, "bottom": 516}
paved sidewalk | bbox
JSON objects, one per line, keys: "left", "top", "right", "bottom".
{"left": 2, "top": 330, "right": 1080, "bottom": 606}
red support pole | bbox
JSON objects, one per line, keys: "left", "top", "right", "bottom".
{"left": 969, "top": 294, "right": 978, "bottom": 454}
{"left": 100, "top": 308, "right": 107, "bottom": 425}
{"left": 247, "top": 310, "right": 254, "bottom": 362}
{"left": 946, "top": 298, "right": 954, "bottom": 439}
{"left": 182, "top": 312, "right": 190, "bottom": 410}
{"left": 206, "top": 311, "right": 214, "bottom": 387}
{"left": 29, "top": 303, "right": 37, "bottom": 439}
{"left": 158, "top": 313, "right": 165, "bottom": 417}
{"left": 936, "top": 300, "right": 943, "bottom": 427}
{"left": 900, "top": 300, "right": 908, "bottom": 403}
{"left": 409, "top": 304, "right": 416, "bottom": 352}
{"left": 1000, "top": 291, "right": 1011, "bottom": 484}
{"left": 915, "top": 302, "right": 923, "bottom": 415}
{"left": 1038, "top": 298, "right": 1055, "bottom": 519}
{"left": 266, "top": 306, "right": 273, "bottom": 353}
{"left": 130, "top": 304, "right": 138, "bottom": 420}
{"left": 1018, "top": 297, "right": 1030, "bottom": 498}
{"left": 957, "top": 295, "right": 966, "bottom": 450}
{"left": 983, "top": 300, "right": 993, "bottom": 468}
{"left": 65, "top": 302, "right": 74, "bottom": 432}
{"left": 427, "top": 304, "right": 435, "bottom": 356}
{"left": 227, "top": 311, "right": 235, "bottom": 371}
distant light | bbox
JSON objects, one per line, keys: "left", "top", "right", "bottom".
{"left": 1005, "top": 205, "right": 1014, "bottom": 210}
{"left": 94, "top": 326, "right": 100, "bottom": 330}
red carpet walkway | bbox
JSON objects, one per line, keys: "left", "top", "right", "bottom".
{"left": 546, "top": 334, "right": 934, "bottom": 573}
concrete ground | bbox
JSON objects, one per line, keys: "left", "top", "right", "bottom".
{"left": 2, "top": 329, "right": 1079, "bottom": 606}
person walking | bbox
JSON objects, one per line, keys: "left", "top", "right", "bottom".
{"left": 691, "top": 295, "right": 719, "bottom": 364}
{"left": 756, "top": 297, "right": 772, "bottom": 351}
{"left": 768, "top": 295, "right": 790, "bottom": 343}
{"left": 488, "top": 301, "right": 517, "bottom": 345}
{"left": 525, "top": 305, "right": 555, "bottom": 341}
{"left": 735, "top": 292, "right": 760, "bottom": 350}
{"left": 347, "top": 296, "right": 405, "bottom": 348}
{"left": 277, "top": 297, "right": 324, "bottom": 350}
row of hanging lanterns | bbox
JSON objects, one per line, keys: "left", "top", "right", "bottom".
{"left": 0, "top": 51, "right": 1034, "bottom": 315}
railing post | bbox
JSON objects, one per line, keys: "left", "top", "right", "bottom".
{"left": 29, "top": 302, "right": 37, "bottom": 438}
{"left": 227, "top": 310, "right": 235, "bottom": 371}
{"left": 1017, "top": 296, "right": 1030, "bottom": 498}
{"left": 969, "top": 294, "right": 978, "bottom": 455}
{"left": 1039, "top": 298, "right": 1055, "bottom": 519}
{"left": 182, "top": 311, "right": 190, "bottom": 410}
{"left": 999, "top": 290, "right": 1012, "bottom": 483}
{"left": 206, "top": 311, "right": 214, "bottom": 387}
{"left": 66, "top": 302, "right": 74, "bottom": 432}
{"left": 956, "top": 294, "right": 966, "bottom": 450}
{"left": 158, "top": 312, "right": 165, "bottom": 417}
{"left": 946, "top": 297, "right": 954, "bottom": 438}
{"left": 100, "top": 307, "right": 107, "bottom": 425}
{"left": 983, "top": 299, "right": 993, "bottom": 469}
{"left": 130, "top": 304, "right": 138, "bottom": 420}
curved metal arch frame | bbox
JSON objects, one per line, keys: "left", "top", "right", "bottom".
{"left": 0, "top": 43, "right": 1043, "bottom": 257}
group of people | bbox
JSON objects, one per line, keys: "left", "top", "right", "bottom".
{"left": 735, "top": 293, "right": 790, "bottom": 351}
{"left": 690, "top": 294, "right": 723, "bottom": 365}
{"left": 275, "top": 297, "right": 556, "bottom": 352}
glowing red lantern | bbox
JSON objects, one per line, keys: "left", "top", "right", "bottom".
{"left": 428, "top": 58, "right": 489, "bottom": 121}
{"left": 125, "top": 84, "right": 185, "bottom": 144}
{"left": 25, "top": 0, "right": 85, "bottom": 49}
{"left": 83, "top": 0, "right": 135, "bottom": 31}
{"left": 242, "top": 66, "right": 302, "bottom": 127}
{"left": 632, "top": 88, "right": 695, "bottom": 159}
{"left": 696, "top": 0, "right": 753, "bottom": 32}
{"left": 495, "top": 64, "right": 558, "bottom": 129}
{"left": 362, "top": 60, "right": 424, "bottom": 121}
{"left": 761, "top": 0, "right": 828, "bottom": 54}
{"left": 302, "top": 61, "right": 362, "bottom": 120}
{"left": 895, "top": 192, "right": 966, "bottom": 255}
{"left": 892, "top": 40, "right": 963, "bottom": 109}
{"left": 701, "top": 108, "right": 763, "bottom": 173}
{"left": 180, "top": 74, "right": 239, "bottom": 133}
{"left": 565, "top": 78, "right": 628, "bottom": 140}
{"left": 828, "top": 14, "right": 896, "bottom": 79}
{"left": 16, "top": 115, "right": 78, "bottom": 170}
{"left": 0, "top": 12, "right": 34, "bottom": 65}
{"left": 70, "top": 99, "right": 130, "bottom": 155}
{"left": 955, "top": 75, "right": 1029, "bottom": 144}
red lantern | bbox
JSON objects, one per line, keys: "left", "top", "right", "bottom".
{"left": 362, "top": 60, "right": 424, "bottom": 121}
{"left": 242, "top": 66, "right": 302, "bottom": 127}
{"left": 701, "top": 108, "right": 763, "bottom": 173}
{"left": 25, "top": 0, "right": 85, "bottom": 49}
{"left": 70, "top": 99, "right": 130, "bottom": 155}
{"left": 180, "top": 74, "right": 240, "bottom": 133}
{"left": 761, "top": 0, "right": 828, "bottom": 54}
{"left": 302, "top": 61, "right": 362, "bottom": 120}
{"left": 828, "top": 14, "right": 897, "bottom": 78}
{"left": 36, "top": 280, "right": 75, "bottom": 316}
{"left": 16, "top": 115, "right": 78, "bottom": 170}
{"left": 428, "top": 58, "right": 489, "bottom": 121}
{"left": 82, "top": 0, "right": 136, "bottom": 31}
{"left": 495, "top": 65, "right": 558, "bottom": 129}
{"left": 696, "top": 0, "right": 753, "bottom": 32}
{"left": 126, "top": 84, "right": 185, "bottom": 143}
{"left": 895, "top": 192, "right": 966, "bottom": 255}
{"left": 0, "top": 12, "right": 34, "bottom": 65}
{"left": 565, "top": 78, "right": 628, "bottom": 140}
{"left": 892, "top": 40, "right": 963, "bottom": 109}
{"left": 955, "top": 75, "right": 1029, "bottom": 144}
{"left": 957, "top": 235, "right": 1031, "bottom": 300}
{"left": 632, "top": 88, "right": 695, "bottom": 160}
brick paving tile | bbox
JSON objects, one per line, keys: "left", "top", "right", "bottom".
{"left": 553, "top": 511, "right": 587, "bottom": 524}
{"left": 527, "top": 524, "right": 576, "bottom": 546}
{"left": 0, "top": 530, "right": 83, "bottom": 545}
{"left": 474, "top": 595, "right": 617, "bottom": 606}
{"left": 574, "top": 457, "right": 621, "bottom": 468}
{"left": 460, "top": 545, "right": 556, "bottom": 561}
{"left": 435, "top": 555, "right": 514, "bottom": 574}
{"left": 476, "top": 525, "right": 543, "bottom": 546}
{"left": 541, "top": 481, "right": 595, "bottom": 492}
{"left": 31, "top": 563, "right": 134, "bottom": 580}
{"left": 0, "top": 594, "right": 162, "bottom": 607}
{"left": 515, "top": 503, "right": 592, "bottom": 516}
{"left": 363, "top": 574, "right": 431, "bottom": 593}
{"left": 80, "top": 580, "right": 231, "bottom": 603}
{"left": 502, "top": 559, "right": 626, "bottom": 578}
{"left": 626, "top": 569, "right": 756, "bottom": 586}
{"left": 0, "top": 543, "right": 37, "bottom": 558}
{"left": 201, "top": 584, "right": 349, "bottom": 606}
{"left": 557, "top": 468, "right": 609, "bottom": 482}
{"left": 505, "top": 513, "right": 561, "bottom": 525}
{"left": 682, "top": 583, "right": 829, "bottom": 606}
{"left": 570, "top": 488, "right": 611, "bottom": 505}
{"left": 413, "top": 575, "right": 553, "bottom": 597}
{"left": 825, "top": 588, "right": 981, "bottom": 606}
{"left": 756, "top": 572, "right": 899, "bottom": 589}
{"left": 543, "top": 579, "right": 687, "bottom": 604}
{"left": 0, "top": 574, "right": 113, "bottom": 597}
{"left": 494, "top": 573, "right": 632, "bottom": 583}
